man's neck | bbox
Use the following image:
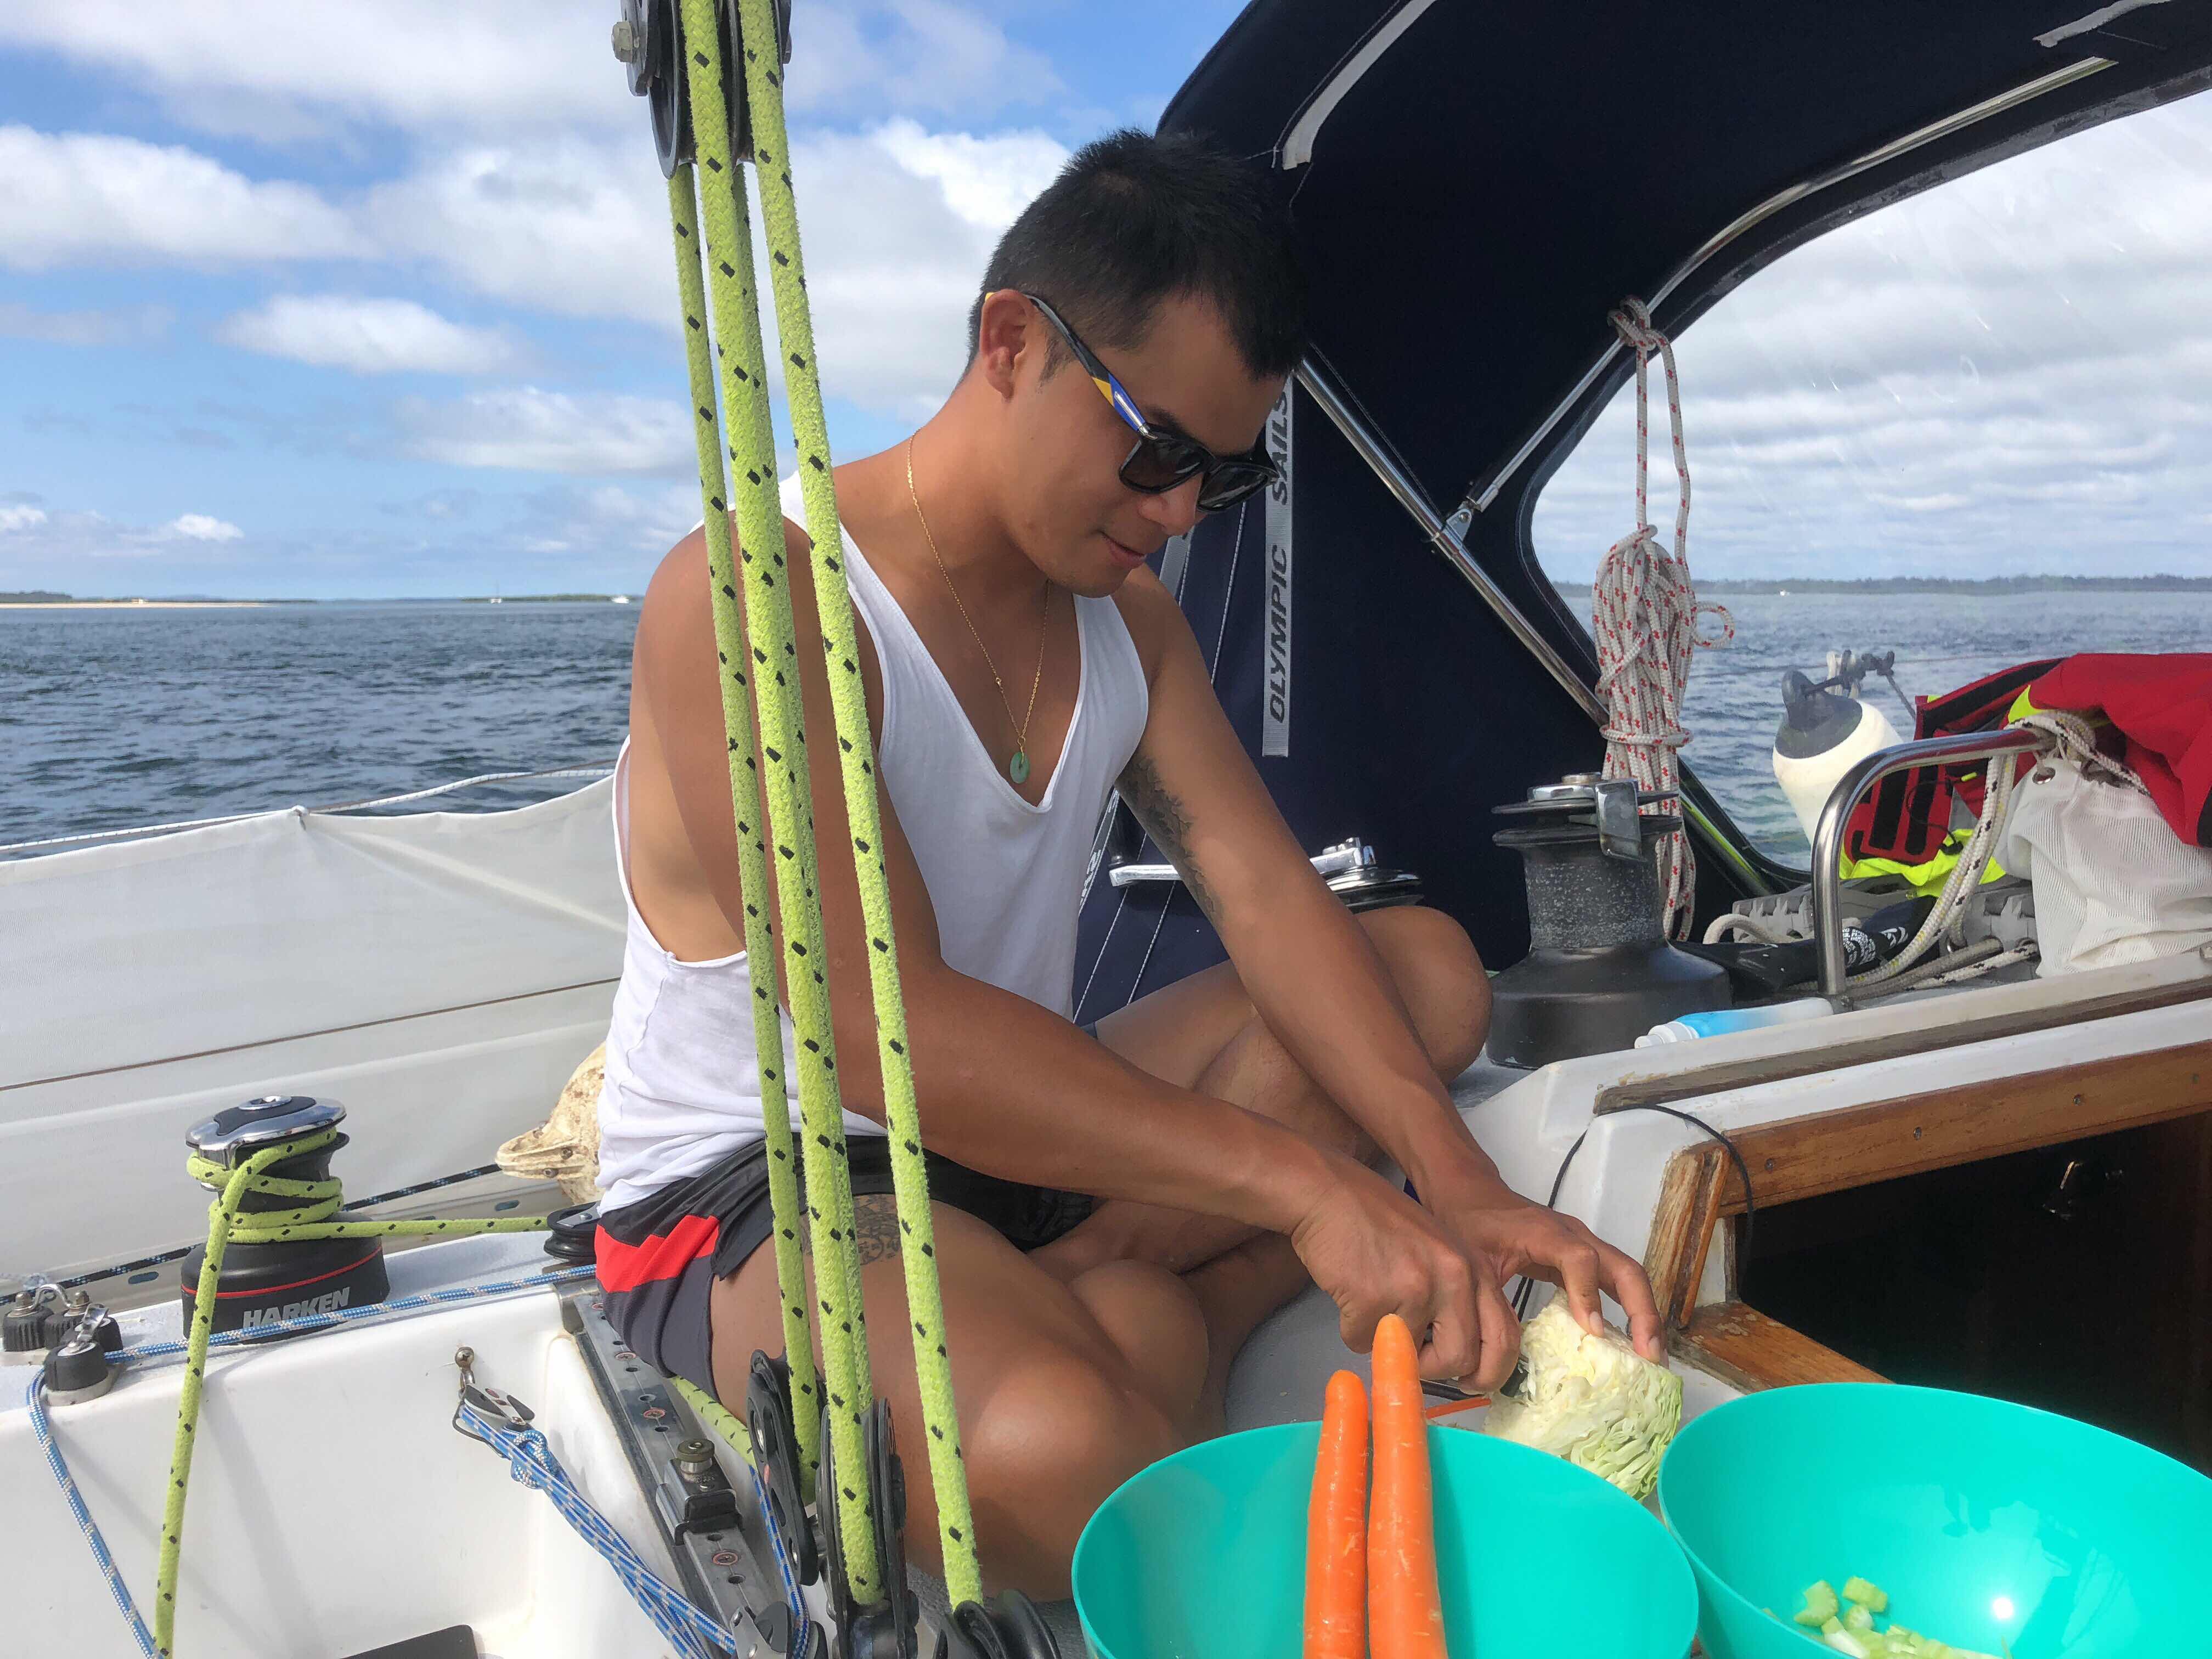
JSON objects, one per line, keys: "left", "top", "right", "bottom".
{"left": 844, "top": 410, "right": 1046, "bottom": 610}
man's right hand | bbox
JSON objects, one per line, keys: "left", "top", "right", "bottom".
{"left": 1287, "top": 1154, "right": 1521, "bottom": 1392}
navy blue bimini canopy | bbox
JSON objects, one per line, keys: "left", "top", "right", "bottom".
{"left": 1073, "top": 0, "right": 2212, "bottom": 1019}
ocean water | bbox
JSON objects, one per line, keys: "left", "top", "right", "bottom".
{"left": 4, "top": 591, "right": 2208, "bottom": 854}
{"left": 1569, "top": 589, "right": 2212, "bottom": 860}
{"left": 0, "top": 601, "right": 640, "bottom": 849}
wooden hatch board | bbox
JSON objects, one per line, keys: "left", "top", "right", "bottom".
{"left": 1652, "top": 1035, "right": 2212, "bottom": 1391}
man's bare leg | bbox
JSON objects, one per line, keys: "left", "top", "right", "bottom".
{"left": 1040, "top": 905, "right": 1488, "bottom": 1429}
{"left": 1040, "top": 905, "right": 1489, "bottom": 1277}
{"left": 712, "top": 1201, "right": 1211, "bottom": 1599}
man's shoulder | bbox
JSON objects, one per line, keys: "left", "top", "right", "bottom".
{"left": 1106, "top": 561, "right": 1197, "bottom": 686}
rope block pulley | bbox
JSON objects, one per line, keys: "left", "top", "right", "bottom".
{"left": 617, "top": 0, "right": 793, "bottom": 177}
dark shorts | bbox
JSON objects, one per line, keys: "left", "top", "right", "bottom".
{"left": 595, "top": 1060, "right": 1101, "bottom": 1399}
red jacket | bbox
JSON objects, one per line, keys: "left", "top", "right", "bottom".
{"left": 2024, "top": 654, "right": 2212, "bottom": 849}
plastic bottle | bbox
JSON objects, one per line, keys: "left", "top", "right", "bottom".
{"left": 1634, "top": 997, "right": 1838, "bottom": 1047}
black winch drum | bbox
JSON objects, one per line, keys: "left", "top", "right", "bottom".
{"left": 179, "top": 1095, "right": 390, "bottom": 1334}
{"left": 1485, "top": 776, "right": 1730, "bottom": 1069}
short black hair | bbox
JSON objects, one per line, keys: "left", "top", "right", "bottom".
{"left": 967, "top": 128, "right": 1306, "bottom": 380}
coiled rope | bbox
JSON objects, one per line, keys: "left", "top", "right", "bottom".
{"left": 1590, "top": 298, "right": 1732, "bottom": 938}
{"left": 670, "top": 0, "right": 984, "bottom": 1608}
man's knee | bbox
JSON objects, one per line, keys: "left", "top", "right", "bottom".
{"left": 1361, "top": 904, "right": 1491, "bottom": 1080}
{"left": 966, "top": 1349, "right": 1187, "bottom": 1577}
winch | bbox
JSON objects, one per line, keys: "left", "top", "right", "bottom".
{"left": 179, "top": 1095, "right": 391, "bottom": 1334}
{"left": 1486, "top": 774, "right": 1730, "bottom": 1068}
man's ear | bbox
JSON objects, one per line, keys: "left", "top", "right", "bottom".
{"left": 974, "top": 289, "right": 1034, "bottom": 401}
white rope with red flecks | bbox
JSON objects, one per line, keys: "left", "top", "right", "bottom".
{"left": 1591, "top": 297, "right": 1733, "bottom": 938}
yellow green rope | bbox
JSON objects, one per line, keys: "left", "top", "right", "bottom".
{"left": 155, "top": 1130, "right": 549, "bottom": 1657}
{"left": 672, "top": 1374, "right": 757, "bottom": 1469}
{"left": 667, "top": 162, "right": 825, "bottom": 1487}
{"left": 731, "top": 0, "right": 984, "bottom": 1605}
{"left": 675, "top": 0, "right": 880, "bottom": 1600}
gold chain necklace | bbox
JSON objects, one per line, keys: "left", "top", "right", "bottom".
{"left": 906, "top": 436, "right": 1052, "bottom": 786}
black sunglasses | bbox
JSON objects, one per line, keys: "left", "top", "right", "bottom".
{"left": 1014, "top": 291, "right": 1282, "bottom": 512}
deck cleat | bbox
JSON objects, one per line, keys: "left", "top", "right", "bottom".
{"left": 41, "top": 1298, "right": 122, "bottom": 1405}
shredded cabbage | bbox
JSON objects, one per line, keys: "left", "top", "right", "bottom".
{"left": 1475, "top": 1300, "right": 1683, "bottom": 1499}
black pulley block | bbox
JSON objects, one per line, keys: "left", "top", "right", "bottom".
{"left": 746, "top": 1348, "right": 822, "bottom": 1585}
{"left": 615, "top": 0, "right": 794, "bottom": 178}
{"left": 543, "top": 1201, "right": 600, "bottom": 1263}
{"left": 946, "top": 1594, "right": 1060, "bottom": 1659}
{"left": 817, "top": 1399, "right": 918, "bottom": 1659}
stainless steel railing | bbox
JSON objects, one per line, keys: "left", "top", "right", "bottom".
{"left": 1811, "top": 726, "right": 2055, "bottom": 998}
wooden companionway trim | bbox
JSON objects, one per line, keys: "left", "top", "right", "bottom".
{"left": 1650, "top": 1035, "right": 2212, "bottom": 1391}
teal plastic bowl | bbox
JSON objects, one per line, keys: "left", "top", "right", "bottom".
{"left": 1072, "top": 1421, "right": 1696, "bottom": 1658}
{"left": 1658, "top": 1383, "right": 2212, "bottom": 1658}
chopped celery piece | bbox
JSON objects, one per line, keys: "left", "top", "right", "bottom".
{"left": 1844, "top": 1576, "right": 1892, "bottom": 1613}
{"left": 1788, "top": 1577, "right": 2007, "bottom": 1659}
{"left": 1798, "top": 1581, "right": 1842, "bottom": 1625}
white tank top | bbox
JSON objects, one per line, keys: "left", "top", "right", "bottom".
{"left": 595, "top": 477, "right": 1150, "bottom": 1214}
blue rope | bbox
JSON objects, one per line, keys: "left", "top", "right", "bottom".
{"left": 25, "top": 1370, "right": 160, "bottom": 1658}
{"left": 455, "top": 1398, "right": 811, "bottom": 1659}
{"left": 32, "top": 1266, "right": 596, "bottom": 1654}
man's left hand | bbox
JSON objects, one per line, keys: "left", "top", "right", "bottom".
{"left": 1430, "top": 1183, "right": 1667, "bottom": 1367}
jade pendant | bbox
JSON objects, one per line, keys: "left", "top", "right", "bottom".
{"left": 1008, "top": 750, "right": 1030, "bottom": 785}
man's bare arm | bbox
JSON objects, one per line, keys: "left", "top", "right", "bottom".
{"left": 1107, "top": 569, "right": 1487, "bottom": 1197}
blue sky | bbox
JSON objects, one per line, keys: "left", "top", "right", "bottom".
{"left": 0, "top": 2, "right": 1245, "bottom": 598}
{"left": 5, "top": 7, "right": 2210, "bottom": 597}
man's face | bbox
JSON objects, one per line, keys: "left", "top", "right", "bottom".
{"left": 987, "top": 290, "right": 1285, "bottom": 598}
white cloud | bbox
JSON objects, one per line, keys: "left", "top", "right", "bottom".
{"left": 0, "top": 126, "right": 364, "bottom": 270}
{"left": 789, "top": 0, "right": 1064, "bottom": 121}
{"left": 0, "top": 3, "right": 625, "bottom": 143}
{"left": 364, "top": 120, "right": 1063, "bottom": 416}
{"left": 752, "top": 122, "right": 1068, "bottom": 417}
{"left": 0, "top": 1, "right": 1063, "bottom": 144}
{"left": 398, "top": 387, "right": 692, "bottom": 473}
{"left": 1534, "top": 89, "right": 2212, "bottom": 580}
{"left": 364, "top": 136, "right": 678, "bottom": 328}
{"left": 165, "top": 514, "right": 244, "bottom": 542}
{"left": 217, "top": 295, "right": 522, "bottom": 375}
{"left": 0, "top": 505, "right": 50, "bottom": 533}
{"left": 873, "top": 117, "right": 1068, "bottom": 229}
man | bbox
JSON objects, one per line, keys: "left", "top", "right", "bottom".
{"left": 595, "top": 128, "right": 1662, "bottom": 1598}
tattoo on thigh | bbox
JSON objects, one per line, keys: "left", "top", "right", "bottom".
{"left": 1118, "top": 753, "right": 1221, "bottom": 923}
{"left": 798, "top": 1193, "right": 903, "bottom": 1267}
{"left": 853, "top": 1195, "right": 902, "bottom": 1266}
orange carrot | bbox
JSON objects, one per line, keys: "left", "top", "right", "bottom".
{"left": 1304, "top": 1370, "right": 1369, "bottom": 1659}
{"left": 1368, "top": 1313, "right": 1449, "bottom": 1658}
